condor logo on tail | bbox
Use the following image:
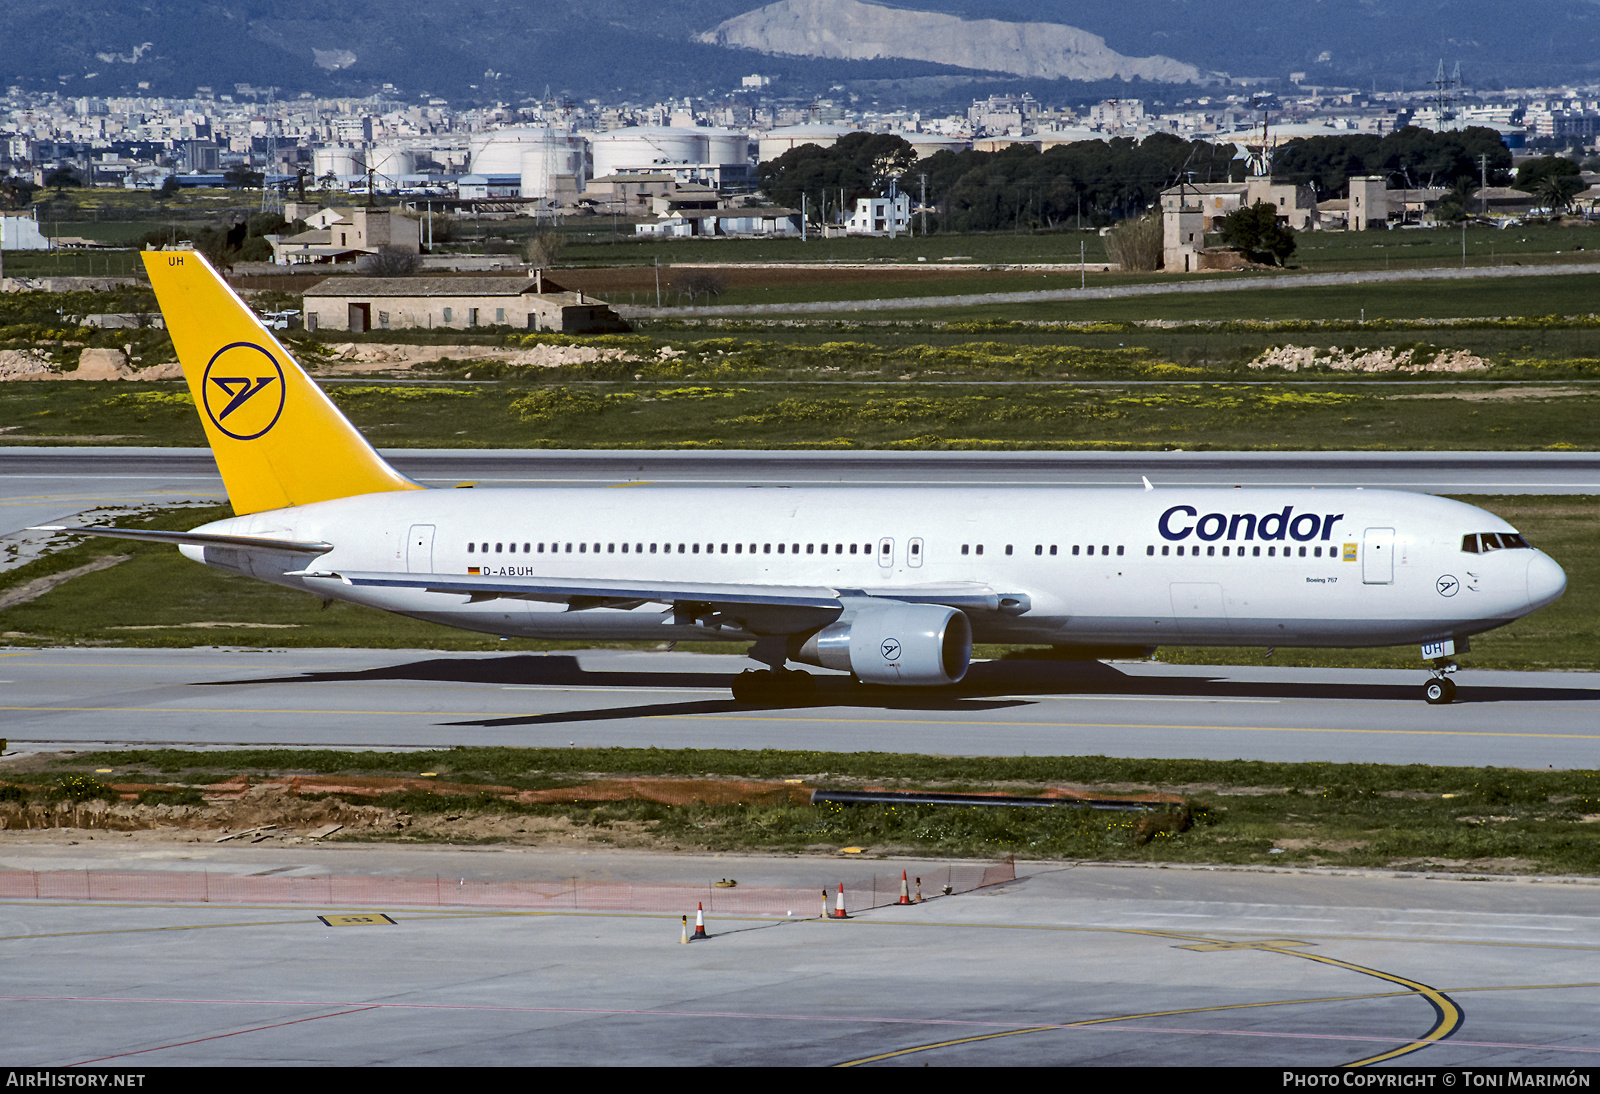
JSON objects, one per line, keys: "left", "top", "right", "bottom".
{"left": 202, "top": 342, "right": 286, "bottom": 440}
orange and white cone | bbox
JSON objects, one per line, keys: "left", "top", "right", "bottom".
{"left": 693, "top": 901, "right": 708, "bottom": 940}
{"left": 897, "top": 870, "right": 912, "bottom": 905}
{"left": 832, "top": 882, "right": 849, "bottom": 919}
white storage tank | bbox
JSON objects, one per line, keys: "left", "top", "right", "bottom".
{"left": 469, "top": 127, "right": 578, "bottom": 176}
{"left": 368, "top": 144, "right": 417, "bottom": 179}
{"left": 313, "top": 144, "right": 365, "bottom": 179}
{"left": 757, "top": 124, "right": 855, "bottom": 164}
{"left": 900, "top": 132, "right": 969, "bottom": 158}
{"left": 703, "top": 128, "right": 753, "bottom": 170}
{"left": 589, "top": 126, "right": 709, "bottom": 180}
{"left": 518, "top": 140, "right": 586, "bottom": 199}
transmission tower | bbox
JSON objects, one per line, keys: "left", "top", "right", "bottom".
{"left": 259, "top": 87, "right": 281, "bottom": 215}
{"left": 1430, "top": 61, "right": 1462, "bottom": 132}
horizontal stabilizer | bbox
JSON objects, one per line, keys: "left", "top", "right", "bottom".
{"left": 32, "top": 526, "right": 334, "bottom": 554}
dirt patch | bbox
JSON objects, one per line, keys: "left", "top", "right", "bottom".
{"left": 317, "top": 342, "right": 634, "bottom": 374}
{"left": 0, "top": 774, "right": 1177, "bottom": 849}
{"left": 1386, "top": 857, "right": 1544, "bottom": 873}
{"left": 107, "top": 622, "right": 302, "bottom": 630}
{"left": 0, "top": 349, "right": 183, "bottom": 383}
{"left": 1273, "top": 838, "right": 1371, "bottom": 852}
{"left": 0, "top": 349, "right": 56, "bottom": 380}
{"left": 1388, "top": 386, "right": 1590, "bottom": 401}
{"left": 1248, "top": 344, "right": 1490, "bottom": 372}
{"left": 0, "top": 554, "right": 131, "bottom": 611}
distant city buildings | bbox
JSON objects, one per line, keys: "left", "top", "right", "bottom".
{"left": 3, "top": 72, "right": 1593, "bottom": 260}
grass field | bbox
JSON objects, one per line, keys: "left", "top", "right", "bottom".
{"left": 763, "top": 270, "right": 1600, "bottom": 322}
{"left": 8, "top": 746, "right": 1597, "bottom": 872}
{"left": 3, "top": 496, "right": 1593, "bottom": 672}
{"left": 4, "top": 374, "right": 1598, "bottom": 450}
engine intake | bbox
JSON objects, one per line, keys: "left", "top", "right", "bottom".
{"left": 795, "top": 603, "right": 972, "bottom": 686}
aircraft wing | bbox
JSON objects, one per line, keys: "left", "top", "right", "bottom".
{"left": 30, "top": 526, "right": 335, "bottom": 554}
{"left": 307, "top": 569, "right": 844, "bottom": 634}
{"left": 300, "top": 571, "right": 1024, "bottom": 635}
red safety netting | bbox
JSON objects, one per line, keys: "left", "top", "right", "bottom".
{"left": 0, "top": 858, "right": 1015, "bottom": 916}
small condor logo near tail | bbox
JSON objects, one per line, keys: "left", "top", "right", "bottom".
{"left": 202, "top": 342, "right": 286, "bottom": 440}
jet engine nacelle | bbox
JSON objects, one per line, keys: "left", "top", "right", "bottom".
{"left": 795, "top": 603, "right": 972, "bottom": 685}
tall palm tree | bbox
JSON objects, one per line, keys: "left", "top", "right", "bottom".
{"left": 1535, "top": 174, "right": 1582, "bottom": 217}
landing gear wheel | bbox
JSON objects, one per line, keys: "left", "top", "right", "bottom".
{"left": 780, "top": 668, "right": 816, "bottom": 698}
{"left": 730, "top": 668, "right": 815, "bottom": 704}
{"left": 730, "top": 669, "right": 773, "bottom": 704}
{"left": 1423, "top": 677, "right": 1457, "bottom": 705}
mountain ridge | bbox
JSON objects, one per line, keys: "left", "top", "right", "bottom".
{"left": 8, "top": 1, "right": 1600, "bottom": 102}
{"left": 697, "top": 0, "right": 1204, "bottom": 84}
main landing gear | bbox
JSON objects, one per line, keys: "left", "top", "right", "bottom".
{"left": 730, "top": 667, "right": 816, "bottom": 704}
{"left": 731, "top": 636, "right": 818, "bottom": 704}
{"left": 1423, "top": 659, "right": 1459, "bottom": 705}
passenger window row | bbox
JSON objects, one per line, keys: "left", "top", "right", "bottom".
{"left": 467, "top": 541, "right": 878, "bottom": 556}
{"left": 463, "top": 539, "right": 1370, "bottom": 561}
{"left": 1148, "top": 543, "right": 1345, "bottom": 559}
{"left": 1462, "top": 532, "right": 1530, "bottom": 554}
{"left": 962, "top": 544, "right": 1124, "bottom": 557}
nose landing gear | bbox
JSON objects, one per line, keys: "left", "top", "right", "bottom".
{"left": 1420, "top": 638, "right": 1468, "bottom": 705}
{"left": 1423, "top": 659, "right": 1459, "bottom": 704}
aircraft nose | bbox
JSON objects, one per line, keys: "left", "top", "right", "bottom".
{"left": 1526, "top": 551, "right": 1567, "bottom": 609}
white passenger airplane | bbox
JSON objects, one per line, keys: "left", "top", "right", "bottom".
{"left": 39, "top": 252, "right": 1567, "bottom": 705}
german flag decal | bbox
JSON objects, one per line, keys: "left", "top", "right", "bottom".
{"left": 467, "top": 566, "right": 481, "bottom": 575}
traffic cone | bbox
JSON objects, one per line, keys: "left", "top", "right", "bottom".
{"left": 832, "top": 882, "right": 849, "bottom": 919}
{"left": 897, "top": 870, "right": 912, "bottom": 905}
{"left": 692, "top": 901, "right": 709, "bottom": 940}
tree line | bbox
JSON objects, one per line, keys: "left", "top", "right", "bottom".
{"left": 759, "top": 126, "right": 1544, "bottom": 233}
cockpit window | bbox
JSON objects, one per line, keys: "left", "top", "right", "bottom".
{"left": 1462, "top": 532, "right": 1531, "bottom": 554}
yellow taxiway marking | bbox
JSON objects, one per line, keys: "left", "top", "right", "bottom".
{"left": 317, "top": 914, "right": 395, "bottom": 926}
{"left": 703, "top": 714, "right": 1600, "bottom": 741}
{"left": 605, "top": 480, "right": 655, "bottom": 488}
{"left": 838, "top": 929, "right": 1465, "bottom": 1068}
{"left": 0, "top": 918, "right": 313, "bottom": 941}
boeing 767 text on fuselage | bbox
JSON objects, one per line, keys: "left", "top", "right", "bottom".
{"left": 37, "top": 252, "right": 1567, "bottom": 705}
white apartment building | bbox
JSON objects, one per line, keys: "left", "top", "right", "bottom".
{"left": 845, "top": 192, "right": 911, "bottom": 235}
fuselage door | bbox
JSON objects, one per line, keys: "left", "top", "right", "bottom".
{"left": 907, "top": 537, "right": 924, "bottom": 568}
{"left": 1362, "top": 527, "right": 1394, "bottom": 584}
{"left": 878, "top": 537, "right": 895, "bottom": 568}
{"left": 407, "top": 524, "right": 436, "bottom": 573}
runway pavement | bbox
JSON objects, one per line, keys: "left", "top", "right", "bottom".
{"left": 1, "top": 843, "right": 1596, "bottom": 1066}
{"left": 3, "top": 647, "right": 1597, "bottom": 767}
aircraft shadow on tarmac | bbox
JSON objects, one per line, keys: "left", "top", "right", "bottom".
{"left": 198, "top": 654, "right": 1599, "bottom": 729}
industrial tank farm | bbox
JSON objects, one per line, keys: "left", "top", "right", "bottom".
{"left": 468, "top": 126, "right": 588, "bottom": 199}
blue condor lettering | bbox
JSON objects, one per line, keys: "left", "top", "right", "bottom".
{"left": 1159, "top": 504, "right": 1344, "bottom": 543}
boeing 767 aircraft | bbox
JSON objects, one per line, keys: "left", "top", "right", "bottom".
{"left": 38, "top": 252, "right": 1567, "bottom": 705}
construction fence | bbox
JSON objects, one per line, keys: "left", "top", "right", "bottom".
{"left": 0, "top": 858, "right": 1015, "bottom": 917}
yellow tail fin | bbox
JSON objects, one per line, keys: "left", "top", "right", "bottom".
{"left": 143, "top": 251, "right": 422, "bottom": 515}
